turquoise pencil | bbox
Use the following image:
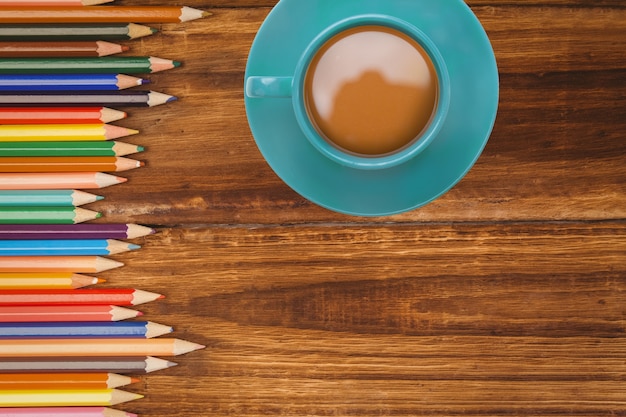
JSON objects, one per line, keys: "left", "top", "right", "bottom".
{"left": 0, "top": 239, "right": 140, "bottom": 256}
{"left": 0, "top": 190, "right": 102, "bottom": 207}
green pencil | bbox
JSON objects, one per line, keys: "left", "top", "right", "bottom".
{"left": 0, "top": 141, "right": 144, "bottom": 157}
{"left": 0, "top": 56, "right": 180, "bottom": 74}
{"left": 0, "top": 206, "right": 100, "bottom": 224}
{"left": 0, "top": 190, "right": 102, "bottom": 207}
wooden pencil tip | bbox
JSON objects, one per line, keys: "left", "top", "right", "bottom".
{"left": 122, "top": 45, "right": 130, "bottom": 52}
{"left": 139, "top": 161, "right": 146, "bottom": 167}
{"left": 97, "top": 278, "right": 107, "bottom": 284}
{"left": 130, "top": 377, "right": 141, "bottom": 384}
{"left": 96, "top": 195, "right": 105, "bottom": 201}
{"left": 202, "top": 11, "right": 213, "bottom": 17}
{"left": 137, "top": 311, "right": 144, "bottom": 316}
{"left": 173, "top": 61, "right": 182, "bottom": 68}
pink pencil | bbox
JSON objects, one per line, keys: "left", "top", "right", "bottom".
{"left": 0, "top": 407, "right": 136, "bottom": 417}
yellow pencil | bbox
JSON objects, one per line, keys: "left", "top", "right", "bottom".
{"left": 0, "top": 272, "right": 102, "bottom": 289}
{"left": 0, "top": 124, "right": 138, "bottom": 141}
{"left": 0, "top": 389, "right": 142, "bottom": 407}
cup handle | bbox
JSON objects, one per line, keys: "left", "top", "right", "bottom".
{"left": 245, "top": 76, "right": 293, "bottom": 98}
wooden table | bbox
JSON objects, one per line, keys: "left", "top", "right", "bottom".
{"left": 101, "top": 1, "right": 625, "bottom": 415}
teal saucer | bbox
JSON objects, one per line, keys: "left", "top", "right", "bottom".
{"left": 244, "top": 0, "right": 499, "bottom": 216}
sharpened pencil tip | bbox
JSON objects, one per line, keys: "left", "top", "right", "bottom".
{"left": 166, "top": 96, "right": 178, "bottom": 103}
{"left": 139, "top": 161, "right": 146, "bottom": 167}
{"left": 158, "top": 294, "right": 166, "bottom": 300}
{"left": 95, "top": 212, "right": 103, "bottom": 218}
{"left": 122, "top": 45, "right": 130, "bottom": 52}
{"left": 202, "top": 11, "right": 212, "bottom": 17}
{"left": 96, "top": 195, "right": 105, "bottom": 201}
{"left": 97, "top": 278, "right": 107, "bottom": 283}
{"left": 150, "top": 27, "right": 158, "bottom": 34}
{"left": 141, "top": 78, "right": 151, "bottom": 84}
{"left": 137, "top": 311, "right": 144, "bottom": 316}
{"left": 137, "top": 146, "right": 145, "bottom": 152}
{"left": 129, "top": 243, "right": 141, "bottom": 250}
{"left": 173, "top": 61, "right": 182, "bottom": 68}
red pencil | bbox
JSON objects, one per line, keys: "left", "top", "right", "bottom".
{"left": 0, "top": 289, "right": 164, "bottom": 306}
{"left": 0, "top": 305, "right": 142, "bottom": 322}
{"left": 0, "top": 107, "right": 126, "bottom": 124}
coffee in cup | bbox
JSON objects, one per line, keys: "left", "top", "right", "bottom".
{"left": 303, "top": 25, "right": 439, "bottom": 157}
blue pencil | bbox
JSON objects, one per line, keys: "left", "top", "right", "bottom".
{"left": 0, "top": 239, "right": 140, "bottom": 256}
{"left": 0, "top": 321, "right": 172, "bottom": 339}
{"left": 0, "top": 74, "right": 147, "bottom": 91}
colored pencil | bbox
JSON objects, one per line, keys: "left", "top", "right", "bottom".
{"left": 0, "top": 388, "right": 143, "bottom": 407}
{"left": 0, "top": 57, "right": 179, "bottom": 74}
{"left": 0, "top": 107, "right": 127, "bottom": 124}
{"left": 0, "top": 407, "right": 136, "bottom": 417}
{"left": 0, "top": 6, "right": 209, "bottom": 23}
{"left": 0, "top": 190, "right": 102, "bottom": 206}
{"left": 0, "top": 305, "right": 141, "bottom": 322}
{"left": 0, "top": 256, "right": 124, "bottom": 272}
{"left": 0, "top": 321, "right": 173, "bottom": 339}
{"left": 0, "top": 124, "right": 137, "bottom": 141}
{"left": 0, "top": 272, "right": 102, "bottom": 289}
{"left": 0, "top": 156, "right": 144, "bottom": 172}
{"left": 0, "top": 141, "right": 143, "bottom": 157}
{"left": 0, "top": 223, "right": 154, "bottom": 240}
{"left": 0, "top": 338, "right": 206, "bottom": 357}
{"left": 0, "top": 356, "right": 175, "bottom": 374}
{"left": 0, "top": 373, "right": 137, "bottom": 390}
{"left": 0, "top": 90, "right": 176, "bottom": 107}
{"left": 0, "top": 24, "right": 156, "bottom": 42}
{"left": 0, "top": 41, "right": 128, "bottom": 58}
{"left": 0, "top": 74, "right": 147, "bottom": 91}
{"left": 0, "top": 0, "right": 113, "bottom": 5}
{"left": 0, "top": 206, "right": 100, "bottom": 224}
{"left": 0, "top": 172, "right": 126, "bottom": 189}
{"left": 0, "top": 239, "right": 140, "bottom": 256}
{"left": 0, "top": 288, "right": 162, "bottom": 305}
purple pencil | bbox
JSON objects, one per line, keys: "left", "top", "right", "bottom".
{"left": 0, "top": 224, "right": 154, "bottom": 240}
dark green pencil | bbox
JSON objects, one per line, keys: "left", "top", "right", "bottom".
{"left": 0, "top": 141, "right": 144, "bottom": 157}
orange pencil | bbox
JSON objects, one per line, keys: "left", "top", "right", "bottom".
{"left": 0, "top": 305, "right": 142, "bottom": 322}
{"left": 0, "top": 6, "right": 209, "bottom": 23}
{"left": 0, "top": 156, "right": 143, "bottom": 172}
{"left": 0, "top": 338, "right": 205, "bottom": 357}
{"left": 0, "top": 172, "right": 126, "bottom": 189}
{"left": 0, "top": 373, "right": 138, "bottom": 390}
{"left": 0, "top": 256, "right": 123, "bottom": 273}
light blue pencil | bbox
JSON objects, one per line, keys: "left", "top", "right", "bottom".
{"left": 0, "top": 239, "right": 139, "bottom": 256}
{"left": 0, "top": 321, "right": 172, "bottom": 339}
{"left": 0, "top": 190, "right": 102, "bottom": 207}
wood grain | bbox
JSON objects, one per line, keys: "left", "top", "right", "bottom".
{"left": 71, "top": 1, "right": 626, "bottom": 416}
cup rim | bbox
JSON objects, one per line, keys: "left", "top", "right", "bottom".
{"left": 292, "top": 14, "right": 451, "bottom": 170}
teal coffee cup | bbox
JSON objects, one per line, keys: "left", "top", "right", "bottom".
{"left": 244, "top": 0, "right": 498, "bottom": 216}
{"left": 246, "top": 15, "right": 451, "bottom": 170}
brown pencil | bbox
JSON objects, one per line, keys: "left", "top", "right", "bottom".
{"left": 0, "top": 41, "right": 128, "bottom": 58}
{"left": 0, "top": 356, "right": 176, "bottom": 374}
